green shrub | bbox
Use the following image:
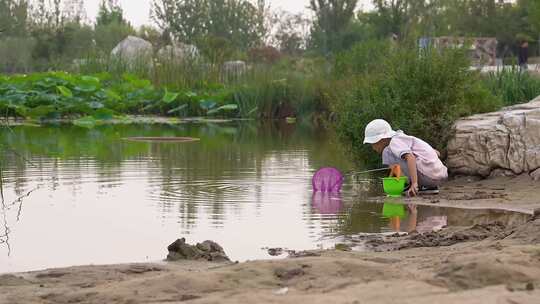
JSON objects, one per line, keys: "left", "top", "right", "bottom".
{"left": 334, "top": 39, "right": 391, "bottom": 76}
{"left": 334, "top": 44, "right": 502, "bottom": 165}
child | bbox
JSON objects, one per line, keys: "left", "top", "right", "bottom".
{"left": 363, "top": 119, "right": 448, "bottom": 196}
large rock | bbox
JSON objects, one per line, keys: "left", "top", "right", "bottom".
{"left": 166, "top": 238, "right": 230, "bottom": 262}
{"left": 157, "top": 42, "right": 199, "bottom": 63}
{"left": 447, "top": 96, "right": 540, "bottom": 177}
{"left": 111, "top": 36, "right": 153, "bottom": 61}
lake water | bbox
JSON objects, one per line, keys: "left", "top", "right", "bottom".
{"left": 0, "top": 122, "right": 529, "bottom": 273}
{"left": 0, "top": 121, "right": 367, "bottom": 273}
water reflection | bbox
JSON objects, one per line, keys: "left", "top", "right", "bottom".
{"left": 382, "top": 202, "right": 407, "bottom": 232}
{"left": 0, "top": 121, "right": 359, "bottom": 273}
{"left": 1, "top": 122, "right": 529, "bottom": 273}
{"left": 311, "top": 192, "right": 343, "bottom": 215}
{"left": 381, "top": 202, "right": 448, "bottom": 233}
{"left": 379, "top": 198, "right": 528, "bottom": 234}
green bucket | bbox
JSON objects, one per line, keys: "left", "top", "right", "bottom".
{"left": 382, "top": 176, "right": 408, "bottom": 197}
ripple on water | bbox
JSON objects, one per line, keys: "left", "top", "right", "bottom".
{"left": 0, "top": 124, "right": 361, "bottom": 273}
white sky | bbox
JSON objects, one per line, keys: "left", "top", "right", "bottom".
{"left": 84, "top": 0, "right": 374, "bottom": 27}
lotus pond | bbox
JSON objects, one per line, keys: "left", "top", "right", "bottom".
{"left": 0, "top": 72, "right": 243, "bottom": 122}
{"left": 0, "top": 121, "right": 529, "bottom": 273}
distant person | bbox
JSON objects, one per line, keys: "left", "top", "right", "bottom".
{"left": 363, "top": 119, "right": 448, "bottom": 197}
{"left": 518, "top": 40, "right": 529, "bottom": 71}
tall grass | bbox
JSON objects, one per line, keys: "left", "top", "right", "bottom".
{"left": 229, "top": 61, "right": 327, "bottom": 119}
{"left": 76, "top": 52, "right": 238, "bottom": 92}
{"left": 74, "top": 53, "right": 328, "bottom": 119}
{"left": 482, "top": 67, "right": 540, "bottom": 106}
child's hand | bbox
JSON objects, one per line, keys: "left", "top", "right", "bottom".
{"left": 407, "top": 182, "right": 419, "bottom": 197}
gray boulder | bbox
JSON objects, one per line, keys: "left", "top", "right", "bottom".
{"left": 111, "top": 36, "right": 153, "bottom": 62}
{"left": 157, "top": 42, "right": 200, "bottom": 63}
{"left": 166, "top": 238, "right": 230, "bottom": 262}
{"left": 447, "top": 96, "right": 540, "bottom": 178}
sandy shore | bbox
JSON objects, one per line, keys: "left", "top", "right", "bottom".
{"left": 1, "top": 176, "right": 540, "bottom": 304}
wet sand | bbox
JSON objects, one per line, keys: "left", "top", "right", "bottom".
{"left": 2, "top": 176, "right": 540, "bottom": 304}
{"left": 413, "top": 175, "right": 540, "bottom": 214}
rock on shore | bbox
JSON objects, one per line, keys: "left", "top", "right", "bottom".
{"left": 166, "top": 238, "right": 230, "bottom": 262}
{"left": 447, "top": 96, "right": 540, "bottom": 177}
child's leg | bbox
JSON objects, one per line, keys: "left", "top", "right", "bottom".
{"left": 417, "top": 172, "right": 446, "bottom": 188}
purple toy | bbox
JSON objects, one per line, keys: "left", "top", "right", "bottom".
{"left": 312, "top": 167, "right": 344, "bottom": 193}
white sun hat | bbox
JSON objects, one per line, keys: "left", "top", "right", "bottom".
{"left": 363, "top": 119, "right": 397, "bottom": 144}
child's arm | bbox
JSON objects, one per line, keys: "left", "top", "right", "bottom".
{"left": 403, "top": 153, "right": 419, "bottom": 196}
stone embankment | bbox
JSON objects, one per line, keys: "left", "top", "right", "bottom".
{"left": 448, "top": 96, "right": 540, "bottom": 179}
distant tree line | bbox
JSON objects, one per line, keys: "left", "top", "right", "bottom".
{"left": 1, "top": 0, "right": 539, "bottom": 73}
{"left": 0, "top": 0, "right": 143, "bottom": 72}
{"left": 306, "top": 0, "right": 540, "bottom": 55}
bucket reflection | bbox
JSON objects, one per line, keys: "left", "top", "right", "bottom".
{"left": 382, "top": 201, "right": 406, "bottom": 232}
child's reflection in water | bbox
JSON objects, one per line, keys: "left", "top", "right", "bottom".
{"left": 383, "top": 203, "right": 447, "bottom": 233}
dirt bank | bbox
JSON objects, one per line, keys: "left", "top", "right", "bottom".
{"left": 1, "top": 176, "right": 540, "bottom": 304}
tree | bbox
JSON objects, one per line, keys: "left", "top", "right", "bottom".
{"left": 96, "top": 0, "right": 129, "bottom": 26}
{"left": 94, "top": 0, "right": 134, "bottom": 53}
{"left": 63, "top": 0, "right": 86, "bottom": 23}
{"left": 52, "top": 0, "right": 62, "bottom": 28}
{"left": 138, "top": 25, "right": 169, "bottom": 50}
{"left": 152, "top": 0, "right": 267, "bottom": 50}
{"left": 432, "top": 0, "right": 531, "bottom": 55}
{"left": 0, "top": 0, "right": 29, "bottom": 37}
{"left": 362, "top": 0, "right": 435, "bottom": 39}
{"left": 0, "top": 0, "right": 32, "bottom": 72}
{"left": 309, "top": 0, "right": 358, "bottom": 54}
{"left": 269, "top": 10, "right": 311, "bottom": 55}
{"left": 357, "top": 0, "right": 535, "bottom": 57}
{"left": 29, "top": 0, "right": 86, "bottom": 29}
{"left": 30, "top": 0, "right": 51, "bottom": 28}
{"left": 522, "top": 0, "right": 540, "bottom": 37}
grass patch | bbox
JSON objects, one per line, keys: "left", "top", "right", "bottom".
{"left": 482, "top": 67, "right": 540, "bottom": 106}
